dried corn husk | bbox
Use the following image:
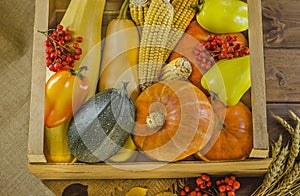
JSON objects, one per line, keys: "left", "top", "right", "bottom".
{"left": 159, "top": 57, "right": 192, "bottom": 81}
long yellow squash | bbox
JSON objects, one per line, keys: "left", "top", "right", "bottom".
{"left": 98, "top": 0, "right": 139, "bottom": 162}
{"left": 98, "top": 0, "right": 140, "bottom": 101}
{"left": 46, "top": 0, "right": 105, "bottom": 99}
{"left": 44, "top": 0, "right": 106, "bottom": 163}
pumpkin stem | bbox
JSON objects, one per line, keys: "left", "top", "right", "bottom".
{"left": 146, "top": 112, "right": 166, "bottom": 129}
{"left": 215, "top": 121, "right": 225, "bottom": 132}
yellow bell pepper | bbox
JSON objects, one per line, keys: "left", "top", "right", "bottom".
{"left": 196, "top": 0, "right": 248, "bottom": 34}
{"left": 44, "top": 67, "right": 90, "bottom": 128}
{"left": 201, "top": 55, "right": 250, "bottom": 106}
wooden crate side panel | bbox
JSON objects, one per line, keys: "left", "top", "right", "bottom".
{"left": 28, "top": 0, "right": 49, "bottom": 163}
{"left": 28, "top": 159, "right": 271, "bottom": 180}
{"left": 248, "top": 0, "right": 269, "bottom": 157}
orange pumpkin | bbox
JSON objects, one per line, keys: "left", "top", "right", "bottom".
{"left": 169, "top": 20, "right": 248, "bottom": 91}
{"left": 197, "top": 99, "right": 253, "bottom": 161}
{"left": 133, "top": 80, "right": 215, "bottom": 162}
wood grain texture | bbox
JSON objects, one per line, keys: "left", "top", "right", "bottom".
{"left": 248, "top": 0, "right": 269, "bottom": 157}
{"left": 44, "top": 178, "right": 179, "bottom": 196}
{"left": 28, "top": 0, "right": 49, "bottom": 163}
{"left": 262, "top": 0, "right": 300, "bottom": 48}
{"left": 264, "top": 49, "right": 300, "bottom": 102}
{"left": 28, "top": 159, "right": 271, "bottom": 180}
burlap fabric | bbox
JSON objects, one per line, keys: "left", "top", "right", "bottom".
{"left": 0, "top": 0, "right": 54, "bottom": 195}
{"left": 0, "top": 1, "right": 181, "bottom": 195}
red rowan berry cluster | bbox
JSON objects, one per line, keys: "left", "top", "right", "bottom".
{"left": 179, "top": 174, "right": 212, "bottom": 196}
{"left": 216, "top": 175, "right": 241, "bottom": 196}
{"left": 39, "top": 24, "right": 83, "bottom": 72}
{"left": 179, "top": 174, "right": 241, "bottom": 196}
{"left": 192, "top": 35, "right": 250, "bottom": 70}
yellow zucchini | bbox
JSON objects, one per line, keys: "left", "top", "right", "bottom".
{"left": 46, "top": 0, "right": 106, "bottom": 99}
{"left": 98, "top": 0, "right": 140, "bottom": 101}
{"left": 44, "top": 119, "right": 75, "bottom": 163}
{"left": 98, "top": 0, "right": 139, "bottom": 163}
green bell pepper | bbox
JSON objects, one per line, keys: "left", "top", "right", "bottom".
{"left": 201, "top": 55, "right": 250, "bottom": 106}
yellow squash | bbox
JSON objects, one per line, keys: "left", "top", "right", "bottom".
{"left": 98, "top": 0, "right": 140, "bottom": 101}
{"left": 44, "top": 0, "right": 106, "bottom": 163}
{"left": 46, "top": 0, "right": 106, "bottom": 99}
{"left": 44, "top": 120, "right": 75, "bottom": 163}
{"left": 98, "top": 0, "right": 139, "bottom": 162}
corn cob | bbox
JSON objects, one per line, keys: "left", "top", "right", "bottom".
{"left": 138, "top": 0, "right": 174, "bottom": 90}
{"left": 163, "top": 0, "right": 197, "bottom": 62}
{"left": 129, "top": 0, "right": 151, "bottom": 26}
{"left": 159, "top": 57, "right": 192, "bottom": 81}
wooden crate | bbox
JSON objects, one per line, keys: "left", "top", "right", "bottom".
{"left": 28, "top": 0, "right": 271, "bottom": 180}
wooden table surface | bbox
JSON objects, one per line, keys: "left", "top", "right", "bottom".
{"left": 1, "top": 0, "right": 299, "bottom": 195}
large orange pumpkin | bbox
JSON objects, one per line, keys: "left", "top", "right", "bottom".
{"left": 133, "top": 80, "right": 214, "bottom": 162}
{"left": 197, "top": 99, "right": 253, "bottom": 161}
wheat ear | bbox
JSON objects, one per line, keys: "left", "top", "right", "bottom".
{"left": 271, "top": 135, "right": 283, "bottom": 159}
{"left": 274, "top": 112, "right": 300, "bottom": 174}
{"left": 285, "top": 111, "right": 300, "bottom": 173}
{"left": 276, "top": 162, "right": 300, "bottom": 196}
{"left": 273, "top": 114, "right": 294, "bottom": 135}
{"left": 255, "top": 144, "right": 289, "bottom": 196}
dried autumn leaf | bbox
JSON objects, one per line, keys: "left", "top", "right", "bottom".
{"left": 125, "top": 187, "right": 148, "bottom": 196}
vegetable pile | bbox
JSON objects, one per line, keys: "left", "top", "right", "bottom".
{"left": 38, "top": 0, "right": 300, "bottom": 194}
{"left": 41, "top": 0, "right": 253, "bottom": 164}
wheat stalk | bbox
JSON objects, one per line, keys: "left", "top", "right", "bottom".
{"left": 290, "top": 109, "right": 300, "bottom": 122}
{"left": 289, "top": 181, "right": 300, "bottom": 196}
{"left": 273, "top": 114, "right": 294, "bottom": 135}
{"left": 252, "top": 110, "right": 300, "bottom": 196}
{"left": 272, "top": 162, "right": 300, "bottom": 196}
{"left": 271, "top": 135, "right": 283, "bottom": 160}
{"left": 254, "top": 144, "right": 289, "bottom": 196}
{"left": 274, "top": 112, "right": 300, "bottom": 174}
{"left": 285, "top": 113, "right": 300, "bottom": 172}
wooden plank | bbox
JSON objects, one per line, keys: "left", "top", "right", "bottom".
{"left": 28, "top": 159, "right": 271, "bottom": 180}
{"left": 28, "top": 0, "right": 48, "bottom": 163}
{"left": 42, "top": 176, "right": 264, "bottom": 195}
{"left": 264, "top": 49, "right": 300, "bottom": 102}
{"left": 248, "top": 0, "right": 269, "bottom": 156}
{"left": 43, "top": 178, "right": 179, "bottom": 196}
{"left": 262, "top": 0, "right": 300, "bottom": 48}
